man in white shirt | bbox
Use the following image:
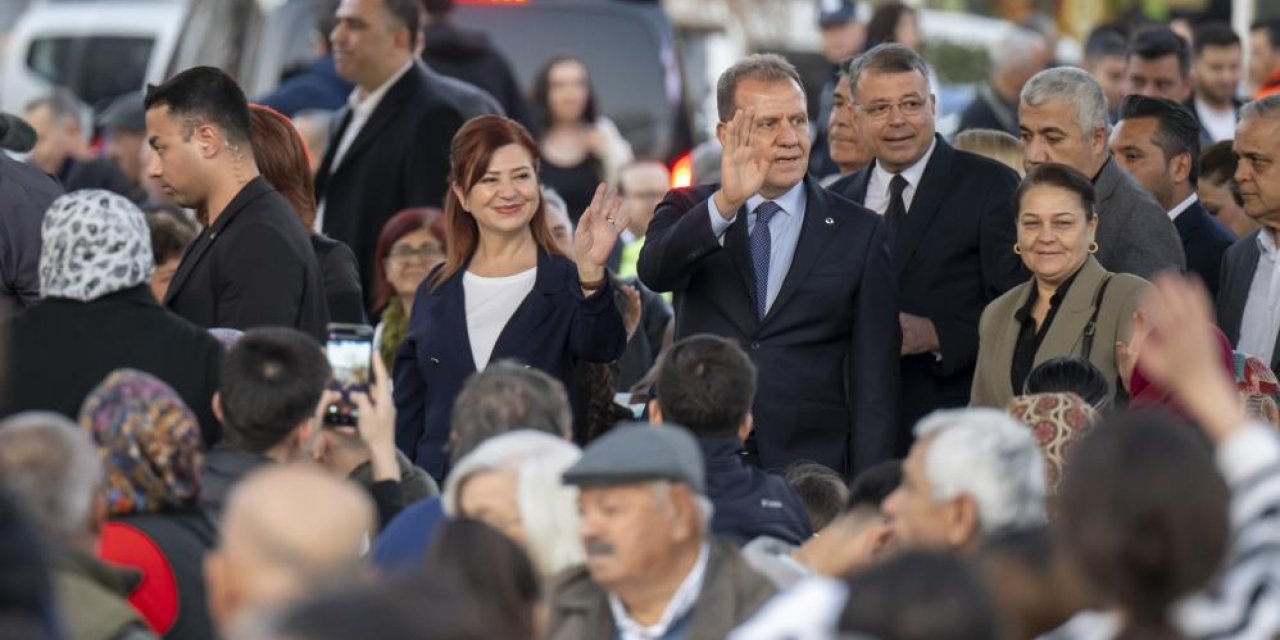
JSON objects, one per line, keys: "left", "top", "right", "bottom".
{"left": 1110, "top": 94, "right": 1235, "bottom": 296}
{"left": 1189, "top": 22, "right": 1244, "bottom": 144}
{"left": 1219, "top": 95, "right": 1280, "bottom": 371}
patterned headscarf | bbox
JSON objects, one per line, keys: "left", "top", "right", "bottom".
{"left": 1006, "top": 392, "right": 1098, "bottom": 496}
{"left": 39, "top": 189, "right": 154, "bottom": 301}
{"left": 78, "top": 369, "right": 202, "bottom": 516}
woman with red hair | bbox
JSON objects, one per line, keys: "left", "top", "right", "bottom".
{"left": 394, "top": 115, "right": 628, "bottom": 479}
{"left": 372, "top": 208, "right": 447, "bottom": 372}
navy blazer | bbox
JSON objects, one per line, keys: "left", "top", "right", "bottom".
{"left": 637, "top": 177, "right": 900, "bottom": 477}
{"left": 394, "top": 249, "right": 626, "bottom": 478}
{"left": 1175, "top": 199, "right": 1236, "bottom": 298}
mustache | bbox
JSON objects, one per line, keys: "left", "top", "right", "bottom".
{"left": 584, "top": 538, "right": 617, "bottom": 557}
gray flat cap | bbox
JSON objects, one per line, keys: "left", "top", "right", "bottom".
{"left": 563, "top": 423, "right": 705, "bottom": 494}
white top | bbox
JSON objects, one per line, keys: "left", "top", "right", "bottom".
{"left": 463, "top": 267, "right": 536, "bottom": 372}
{"left": 1194, "top": 97, "right": 1237, "bottom": 143}
{"left": 864, "top": 136, "right": 939, "bottom": 216}
{"left": 314, "top": 59, "right": 415, "bottom": 231}
{"left": 609, "top": 544, "right": 709, "bottom": 640}
{"left": 1238, "top": 230, "right": 1280, "bottom": 365}
{"left": 1168, "top": 193, "right": 1199, "bottom": 221}
{"left": 706, "top": 181, "right": 808, "bottom": 315}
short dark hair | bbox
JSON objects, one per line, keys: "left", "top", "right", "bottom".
{"left": 846, "top": 459, "right": 902, "bottom": 513}
{"left": 144, "top": 66, "right": 252, "bottom": 145}
{"left": 716, "top": 53, "right": 805, "bottom": 122}
{"left": 419, "top": 0, "right": 454, "bottom": 18}
{"left": 654, "top": 335, "right": 756, "bottom": 437}
{"left": 847, "top": 43, "right": 931, "bottom": 98}
{"left": 1200, "top": 140, "right": 1245, "bottom": 207}
{"left": 1117, "top": 94, "right": 1202, "bottom": 183}
{"left": 785, "top": 462, "right": 849, "bottom": 531}
{"left": 1127, "top": 27, "right": 1191, "bottom": 78}
{"left": 315, "top": 0, "right": 340, "bottom": 38}
{"left": 1024, "top": 357, "right": 1111, "bottom": 411}
{"left": 145, "top": 210, "right": 197, "bottom": 265}
{"left": 219, "top": 328, "right": 330, "bottom": 453}
{"left": 1015, "top": 163, "right": 1097, "bottom": 220}
{"left": 839, "top": 550, "right": 1002, "bottom": 640}
{"left": 383, "top": 0, "right": 421, "bottom": 48}
{"left": 1252, "top": 18, "right": 1280, "bottom": 50}
{"left": 1084, "top": 26, "right": 1127, "bottom": 61}
{"left": 449, "top": 362, "right": 572, "bottom": 462}
{"left": 1192, "top": 21, "right": 1241, "bottom": 56}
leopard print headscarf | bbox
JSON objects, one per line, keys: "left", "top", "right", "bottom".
{"left": 39, "top": 189, "right": 153, "bottom": 301}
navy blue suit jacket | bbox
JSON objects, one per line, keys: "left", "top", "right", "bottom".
{"left": 1175, "top": 199, "right": 1235, "bottom": 298}
{"left": 830, "top": 137, "right": 1024, "bottom": 444}
{"left": 637, "top": 178, "right": 900, "bottom": 477}
{"left": 394, "top": 249, "right": 626, "bottom": 479}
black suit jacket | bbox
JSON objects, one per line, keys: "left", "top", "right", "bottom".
{"left": 1175, "top": 199, "right": 1236, "bottom": 298}
{"left": 5, "top": 286, "right": 224, "bottom": 445}
{"left": 395, "top": 249, "right": 626, "bottom": 479}
{"left": 831, "top": 136, "right": 1025, "bottom": 442}
{"left": 165, "top": 177, "right": 328, "bottom": 340}
{"left": 1218, "top": 230, "right": 1280, "bottom": 370}
{"left": 637, "top": 178, "right": 900, "bottom": 477}
{"left": 315, "top": 62, "right": 500, "bottom": 303}
{"left": 0, "top": 152, "right": 62, "bottom": 311}
{"left": 1183, "top": 93, "right": 1242, "bottom": 147}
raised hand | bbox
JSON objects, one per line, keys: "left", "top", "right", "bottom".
{"left": 351, "top": 349, "right": 398, "bottom": 481}
{"left": 1115, "top": 310, "right": 1147, "bottom": 393}
{"left": 713, "top": 108, "right": 771, "bottom": 218}
{"left": 574, "top": 182, "right": 629, "bottom": 282}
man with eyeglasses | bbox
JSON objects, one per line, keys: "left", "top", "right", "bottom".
{"left": 830, "top": 43, "right": 1025, "bottom": 447}
{"left": 639, "top": 53, "right": 899, "bottom": 479}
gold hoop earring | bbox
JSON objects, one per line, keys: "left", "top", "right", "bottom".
{"left": 1088, "top": 241, "right": 1099, "bottom": 254}
{"left": 1013, "top": 244, "right": 1023, "bottom": 255}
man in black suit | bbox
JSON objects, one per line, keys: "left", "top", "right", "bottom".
{"left": 145, "top": 67, "right": 328, "bottom": 340}
{"left": 1110, "top": 95, "right": 1235, "bottom": 296}
{"left": 316, "top": 0, "right": 498, "bottom": 301}
{"left": 1218, "top": 96, "right": 1280, "bottom": 371}
{"left": 638, "top": 54, "right": 898, "bottom": 478}
{"left": 829, "top": 44, "right": 1024, "bottom": 444}
{"left": 1188, "top": 22, "right": 1244, "bottom": 145}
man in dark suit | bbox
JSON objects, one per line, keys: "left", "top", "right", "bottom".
{"left": 1110, "top": 95, "right": 1235, "bottom": 296}
{"left": 1218, "top": 96, "right": 1280, "bottom": 371}
{"left": 639, "top": 53, "right": 898, "bottom": 478}
{"left": 1019, "top": 66, "right": 1185, "bottom": 278}
{"left": 145, "top": 67, "right": 328, "bottom": 340}
{"left": 829, "top": 44, "right": 1024, "bottom": 445}
{"left": 1187, "top": 22, "right": 1244, "bottom": 145}
{"left": 315, "top": 0, "right": 499, "bottom": 302}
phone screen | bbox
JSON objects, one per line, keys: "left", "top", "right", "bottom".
{"left": 325, "top": 324, "right": 374, "bottom": 426}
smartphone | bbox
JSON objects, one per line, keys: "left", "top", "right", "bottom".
{"left": 324, "top": 323, "right": 375, "bottom": 427}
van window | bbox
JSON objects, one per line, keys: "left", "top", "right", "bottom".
{"left": 26, "top": 36, "right": 154, "bottom": 108}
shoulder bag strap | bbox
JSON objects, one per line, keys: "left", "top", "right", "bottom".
{"left": 1079, "top": 275, "right": 1115, "bottom": 361}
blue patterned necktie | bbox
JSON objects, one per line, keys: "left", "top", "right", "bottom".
{"left": 750, "top": 200, "right": 782, "bottom": 319}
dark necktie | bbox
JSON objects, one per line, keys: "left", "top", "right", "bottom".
{"left": 886, "top": 173, "right": 908, "bottom": 247}
{"left": 750, "top": 201, "right": 782, "bottom": 320}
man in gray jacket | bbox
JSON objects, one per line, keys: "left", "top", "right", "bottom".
{"left": 1019, "top": 67, "right": 1185, "bottom": 279}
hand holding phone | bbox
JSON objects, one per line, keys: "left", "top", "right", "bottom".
{"left": 324, "top": 323, "right": 375, "bottom": 427}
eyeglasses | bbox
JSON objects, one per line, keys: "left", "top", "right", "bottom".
{"left": 859, "top": 96, "right": 929, "bottom": 120}
{"left": 388, "top": 244, "right": 443, "bottom": 262}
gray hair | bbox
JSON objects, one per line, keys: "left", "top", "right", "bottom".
{"left": 450, "top": 361, "right": 572, "bottom": 462}
{"left": 847, "top": 43, "right": 932, "bottom": 100}
{"left": 715, "top": 53, "right": 805, "bottom": 122}
{"left": 443, "top": 430, "right": 584, "bottom": 577}
{"left": 25, "top": 87, "right": 86, "bottom": 126}
{"left": 992, "top": 27, "right": 1046, "bottom": 75}
{"left": 1020, "top": 67, "right": 1110, "bottom": 137}
{"left": 1240, "top": 95, "right": 1280, "bottom": 123}
{"left": 0, "top": 412, "right": 102, "bottom": 539}
{"left": 914, "top": 408, "right": 1046, "bottom": 536}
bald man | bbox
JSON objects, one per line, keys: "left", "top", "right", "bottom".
{"left": 204, "top": 464, "right": 375, "bottom": 635}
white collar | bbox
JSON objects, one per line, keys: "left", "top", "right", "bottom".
{"left": 1259, "top": 228, "right": 1280, "bottom": 258}
{"left": 608, "top": 543, "right": 710, "bottom": 640}
{"left": 871, "top": 136, "right": 938, "bottom": 191}
{"left": 347, "top": 59, "right": 414, "bottom": 114}
{"left": 745, "top": 180, "right": 807, "bottom": 219}
{"left": 1168, "top": 193, "right": 1199, "bottom": 221}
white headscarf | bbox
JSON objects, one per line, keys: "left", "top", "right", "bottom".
{"left": 39, "top": 189, "right": 154, "bottom": 301}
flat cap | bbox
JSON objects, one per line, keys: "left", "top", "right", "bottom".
{"left": 562, "top": 423, "right": 705, "bottom": 494}
{"left": 818, "top": 0, "right": 858, "bottom": 26}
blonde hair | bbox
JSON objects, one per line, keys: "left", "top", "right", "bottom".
{"left": 954, "top": 128, "right": 1025, "bottom": 176}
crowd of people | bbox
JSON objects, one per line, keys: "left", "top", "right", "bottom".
{"left": 1, "top": 0, "right": 1280, "bottom": 638}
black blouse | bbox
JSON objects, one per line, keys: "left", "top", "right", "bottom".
{"left": 1010, "top": 270, "right": 1081, "bottom": 395}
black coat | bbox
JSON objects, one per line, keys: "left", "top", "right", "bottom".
{"left": 1218, "top": 230, "right": 1280, "bottom": 371}
{"left": 1175, "top": 199, "right": 1235, "bottom": 298}
{"left": 0, "top": 152, "right": 62, "bottom": 311}
{"left": 831, "top": 137, "right": 1025, "bottom": 445}
{"left": 5, "top": 286, "right": 223, "bottom": 446}
{"left": 955, "top": 82, "right": 1020, "bottom": 136}
{"left": 638, "top": 178, "right": 900, "bottom": 477}
{"left": 311, "top": 234, "right": 365, "bottom": 325}
{"left": 421, "top": 24, "right": 532, "bottom": 131}
{"left": 165, "top": 177, "right": 328, "bottom": 341}
{"left": 315, "top": 62, "right": 500, "bottom": 301}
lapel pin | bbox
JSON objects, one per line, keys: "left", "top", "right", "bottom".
{"left": 824, "top": 217, "right": 835, "bottom": 225}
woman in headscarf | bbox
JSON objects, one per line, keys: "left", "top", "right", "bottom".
{"left": 4, "top": 190, "right": 224, "bottom": 446}
{"left": 81, "top": 369, "right": 216, "bottom": 640}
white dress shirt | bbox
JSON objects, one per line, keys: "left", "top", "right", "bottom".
{"left": 314, "top": 59, "right": 415, "bottom": 231}
{"left": 608, "top": 544, "right": 709, "bottom": 640}
{"left": 1239, "top": 230, "right": 1280, "bottom": 364}
{"left": 1167, "top": 193, "right": 1199, "bottom": 222}
{"left": 863, "top": 137, "right": 938, "bottom": 216}
{"left": 706, "top": 181, "right": 808, "bottom": 315}
{"left": 1194, "top": 97, "right": 1238, "bottom": 143}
